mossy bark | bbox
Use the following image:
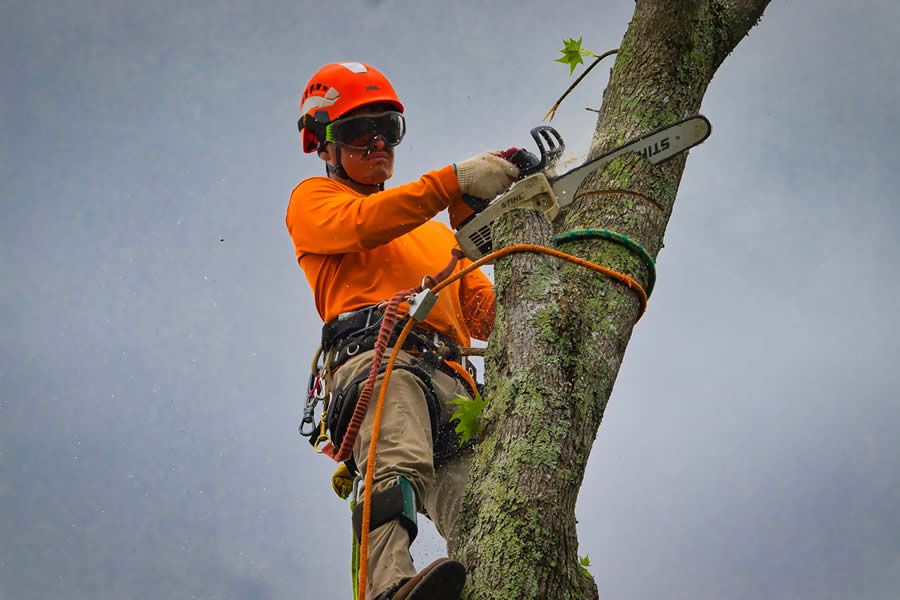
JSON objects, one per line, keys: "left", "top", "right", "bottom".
{"left": 452, "top": 2, "right": 771, "bottom": 599}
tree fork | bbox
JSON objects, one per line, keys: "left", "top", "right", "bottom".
{"left": 453, "top": 2, "right": 771, "bottom": 599}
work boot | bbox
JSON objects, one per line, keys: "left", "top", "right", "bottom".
{"left": 375, "top": 557, "right": 466, "bottom": 600}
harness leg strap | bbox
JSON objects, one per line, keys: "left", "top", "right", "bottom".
{"left": 352, "top": 476, "right": 418, "bottom": 544}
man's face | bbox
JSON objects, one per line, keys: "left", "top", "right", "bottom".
{"left": 322, "top": 105, "right": 397, "bottom": 185}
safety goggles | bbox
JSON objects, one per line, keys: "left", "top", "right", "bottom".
{"left": 325, "top": 111, "right": 406, "bottom": 149}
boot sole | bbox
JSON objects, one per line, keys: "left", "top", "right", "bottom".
{"left": 395, "top": 559, "right": 466, "bottom": 600}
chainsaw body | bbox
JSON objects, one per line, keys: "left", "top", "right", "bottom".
{"left": 455, "top": 126, "right": 565, "bottom": 262}
{"left": 455, "top": 172, "right": 559, "bottom": 261}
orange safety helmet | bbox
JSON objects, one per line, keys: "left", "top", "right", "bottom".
{"left": 298, "top": 62, "right": 404, "bottom": 153}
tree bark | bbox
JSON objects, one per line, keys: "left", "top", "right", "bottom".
{"left": 453, "top": 1, "right": 771, "bottom": 599}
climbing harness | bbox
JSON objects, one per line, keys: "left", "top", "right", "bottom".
{"left": 298, "top": 307, "right": 478, "bottom": 467}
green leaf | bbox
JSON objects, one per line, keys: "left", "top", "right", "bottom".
{"left": 554, "top": 36, "right": 597, "bottom": 76}
{"left": 578, "top": 554, "right": 592, "bottom": 577}
{"left": 449, "top": 393, "right": 488, "bottom": 445}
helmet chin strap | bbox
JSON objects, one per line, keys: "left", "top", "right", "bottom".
{"left": 325, "top": 143, "right": 385, "bottom": 191}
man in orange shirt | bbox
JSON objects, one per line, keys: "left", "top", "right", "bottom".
{"left": 286, "top": 62, "right": 519, "bottom": 600}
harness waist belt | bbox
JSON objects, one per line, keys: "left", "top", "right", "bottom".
{"left": 323, "top": 304, "right": 468, "bottom": 369}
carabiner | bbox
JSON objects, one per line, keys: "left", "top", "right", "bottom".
{"left": 314, "top": 376, "right": 326, "bottom": 400}
{"left": 298, "top": 417, "right": 317, "bottom": 438}
{"left": 350, "top": 475, "right": 362, "bottom": 505}
{"left": 313, "top": 418, "right": 333, "bottom": 453}
{"left": 313, "top": 432, "right": 333, "bottom": 453}
{"left": 298, "top": 396, "right": 319, "bottom": 437}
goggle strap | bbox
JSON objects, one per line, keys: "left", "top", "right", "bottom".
{"left": 324, "top": 122, "right": 337, "bottom": 143}
{"left": 300, "top": 114, "right": 328, "bottom": 140}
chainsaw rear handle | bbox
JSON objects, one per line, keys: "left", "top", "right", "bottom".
{"left": 455, "top": 194, "right": 490, "bottom": 229}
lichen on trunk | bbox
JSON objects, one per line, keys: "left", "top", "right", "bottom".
{"left": 454, "top": 207, "right": 597, "bottom": 600}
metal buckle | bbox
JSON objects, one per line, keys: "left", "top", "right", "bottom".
{"left": 466, "top": 361, "right": 477, "bottom": 378}
{"left": 339, "top": 304, "right": 385, "bottom": 331}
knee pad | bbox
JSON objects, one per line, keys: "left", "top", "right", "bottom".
{"left": 352, "top": 476, "right": 418, "bottom": 544}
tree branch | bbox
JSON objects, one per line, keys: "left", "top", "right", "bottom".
{"left": 544, "top": 49, "right": 618, "bottom": 122}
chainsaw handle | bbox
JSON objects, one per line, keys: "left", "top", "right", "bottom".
{"left": 450, "top": 193, "right": 492, "bottom": 230}
{"left": 462, "top": 194, "right": 490, "bottom": 213}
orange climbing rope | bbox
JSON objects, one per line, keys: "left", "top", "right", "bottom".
{"left": 356, "top": 242, "right": 648, "bottom": 599}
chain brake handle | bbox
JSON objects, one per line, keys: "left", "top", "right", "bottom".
{"left": 514, "top": 126, "right": 565, "bottom": 178}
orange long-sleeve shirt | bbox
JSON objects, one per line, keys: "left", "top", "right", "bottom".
{"left": 286, "top": 165, "right": 494, "bottom": 346}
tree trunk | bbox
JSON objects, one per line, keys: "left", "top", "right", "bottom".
{"left": 453, "top": 2, "right": 772, "bottom": 599}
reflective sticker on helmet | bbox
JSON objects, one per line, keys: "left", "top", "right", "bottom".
{"left": 300, "top": 87, "right": 340, "bottom": 116}
{"left": 338, "top": 62, "right": 367, "bottom": 74}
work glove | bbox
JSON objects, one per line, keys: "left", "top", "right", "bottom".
{"left": 449, "top": 151, "right": 520, "bottom": 229}
{"left": 455, "top": 151, "right": 519, "bottom": 199}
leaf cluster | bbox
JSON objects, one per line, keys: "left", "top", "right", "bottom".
{"left": 578, "top": 554, "right": 591, "bottom": 577}
{"left": 449, "top": 393, "right": 488, "bottom": 445}
{"left": 555, "top": 36, "right": 597, "bottom": 75}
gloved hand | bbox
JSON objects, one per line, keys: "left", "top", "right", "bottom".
{"left": 449, "top": 151, "right": 520, "bottom": 229}
{"left": 455, "top": 151, "right": 519, "bottom": 199}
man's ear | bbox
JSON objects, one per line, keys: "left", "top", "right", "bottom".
{"left": 317, "top": 142, "right": 336, "bottom": 164}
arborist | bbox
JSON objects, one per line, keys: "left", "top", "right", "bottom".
{"left": 285, "top": 62, "right": 519, "bottom": 600}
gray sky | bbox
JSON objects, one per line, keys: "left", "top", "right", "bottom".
{"left": 2, "top": 1, "right": 899, "bottom": 599}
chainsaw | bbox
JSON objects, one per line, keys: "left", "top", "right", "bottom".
{"left": 454, "top": 115, "right": 712, "bottom": 260}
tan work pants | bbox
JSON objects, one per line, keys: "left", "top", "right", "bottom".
{"left": 332, "top": 349, "right": 473, "bottom": 599}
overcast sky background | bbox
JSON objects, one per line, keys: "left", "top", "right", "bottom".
{"left": 2, "top": 1, "right": 899, "bottom": 599}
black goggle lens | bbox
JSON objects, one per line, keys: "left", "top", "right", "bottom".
{"left": 328, "top": 112, "right": 406, "bottom": 149}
